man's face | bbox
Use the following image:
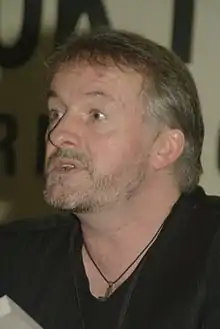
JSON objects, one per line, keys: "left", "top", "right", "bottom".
{"left": 44, "top": 63, "right": 159, "bottom": 213}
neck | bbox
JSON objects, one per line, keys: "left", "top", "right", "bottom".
{"left": 77, "top": 178, "right": 181, "bottom": 297}
{"left": 77, "top": 178, "right": 181, "bottom": 254}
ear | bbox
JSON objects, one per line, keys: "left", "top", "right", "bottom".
{"left": 151, "top": 128, "right": 185, "bottom": 170}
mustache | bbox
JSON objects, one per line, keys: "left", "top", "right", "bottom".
{"left": 45, "top": 148, "right": 91, "bottom": 171}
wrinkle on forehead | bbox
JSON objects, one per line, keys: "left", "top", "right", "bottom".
{"left": 51, "top": 63, "right": 144, "bottom": 106}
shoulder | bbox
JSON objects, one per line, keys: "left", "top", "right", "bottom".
{"left": 0, "top": 211, "right": 79, "bottom": 279}
{"left": 205, "top": 193, "right": 220, "bottom": 214}
{"left": 0, "top": 212, "right": 80, "bottom": 303}
{"left": 203, "top": 197, "right": 220, "bottom": 327}
{"left": 0, "top": 211, "right": 77, "bottom": 237}
{"left": 203, "top": 192, "right": 220, "bottom": 263}
{"left": 193, "top": 185, "right": 220, "bottom": 213}
{"left": 0, "top": 212, "right": 78, "bottom": 258}
{"left": 0, "top": 211, "right": 76, "bottom": 232}
{"left": 205, "top": 191, "right": 220, "bottom": 267}
{"left": 188, "top": 187, "right": 220, "bottom": 227}
{"left": 202, "top": 192, "right": 220, "bottom": 229}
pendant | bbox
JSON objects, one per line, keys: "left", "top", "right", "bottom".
{"left": 105, "top": 282, "right": 114, "bottom": 298}
{"left": 98, "top": 282, "right": 114, "bottom": 301}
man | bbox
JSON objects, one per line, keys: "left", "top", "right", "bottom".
{"left": 1, "top": 28, "right": 220, "bottom": 329}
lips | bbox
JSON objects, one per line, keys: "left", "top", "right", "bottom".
{"left": 47, "top": 159, "right": 83, "bottom": 174}
{"left": 61, "top": 164, "right": 75, "bottom": 170}
{"left": 60, "top": 163, "right": 76, "bottom": 172}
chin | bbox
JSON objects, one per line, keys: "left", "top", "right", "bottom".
{"left": 43, "top": 186, "right": 92, "bottom": 212}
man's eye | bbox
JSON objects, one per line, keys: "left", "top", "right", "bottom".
{"left": 90, "top": 109, "right": 106, "bottom": 121}
{"left": 49, "top": 109, "right": 62, "bottom": 123}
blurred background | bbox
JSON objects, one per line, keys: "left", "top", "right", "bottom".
{"left": 0, "top": 0, "right": 220, "bottom": 223}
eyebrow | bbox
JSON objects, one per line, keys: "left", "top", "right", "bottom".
{"left": 46, "top": 89, "right": 58, "bottom": 100}
{"left": 46, "top": 89, "right": 115, "bottom": 104}
{"left": 84, "top": 90, "right": 115, "bottom": 101}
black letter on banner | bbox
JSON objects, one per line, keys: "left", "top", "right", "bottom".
{"left": 0, "top": 114, "right": 17, "bottom": 175}
{"left": 36, "top": 114, "right": 48, "bottom": 174}
{"left": 171, "top": 0, "right": 195, "bottom": 63}
{"left": 0, "top": 0, "right": 42, "bottom": 68}
{"left": 55, "top": 0, "right": 111, "bottom": 46}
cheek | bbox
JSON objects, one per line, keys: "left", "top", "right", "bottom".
{"left": 91, "top": 135, "right": 142, "bottom": 173}
{"left": 45, "top": 142, "right": 55, "bottom": 163}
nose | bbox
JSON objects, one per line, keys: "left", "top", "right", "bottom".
{"left": 47, "top": 113, "right": 83, "bottom": 149}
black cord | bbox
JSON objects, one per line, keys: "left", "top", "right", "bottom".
{"left": 116, "top": 222, "right": 165, "bottom": 329}
{"left": 83, "top": 220, "right": 164, "bottom": 296}
{"left": 70, "top": 220, "right": 165, "bottom": 329}
{"left": 116, "top": 249, "right": 149, "bottom": 329}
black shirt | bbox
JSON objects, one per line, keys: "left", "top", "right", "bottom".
{"left": 77, "top": 258, "right": 133, "bottom": 329}
{"left": 1, "top": 186, "right": 220, "bottom": 329}
{"left": 74, "top": 230, "right": 145, "bottom": 329}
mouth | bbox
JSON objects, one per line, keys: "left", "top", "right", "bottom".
{"left": 60, "top": 163, "right": 76, "bottom": 171}
{"left": 47, "top": 160, "right": 84, "bottom": 175}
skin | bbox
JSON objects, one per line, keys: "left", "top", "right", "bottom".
{"left": 44, "top": 62, "right": 184, "bottom": 297}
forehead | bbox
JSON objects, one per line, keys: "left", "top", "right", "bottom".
{"left": 50, "top": 63, "right": 143, "bottom": 102}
